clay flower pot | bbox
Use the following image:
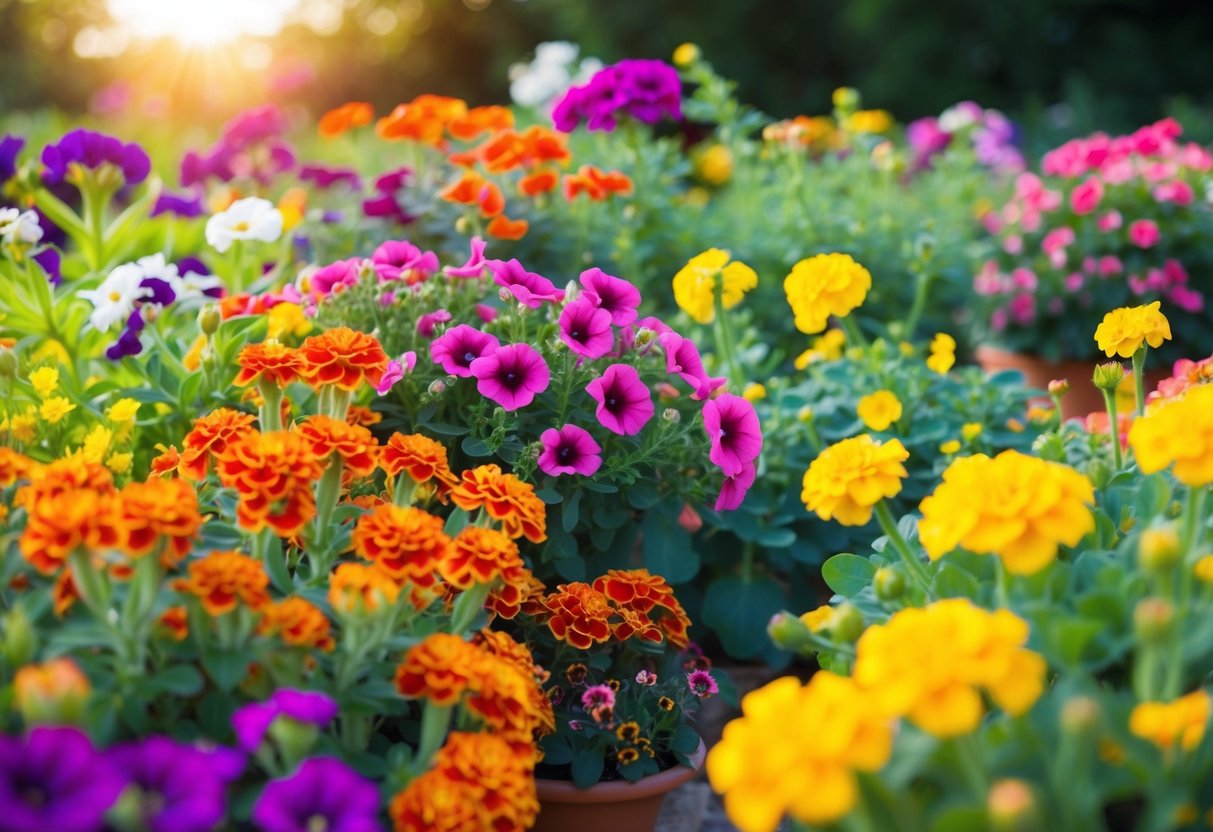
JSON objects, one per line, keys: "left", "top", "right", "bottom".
{"left": 532, "top": 738, "right": 707, "bottom": 832}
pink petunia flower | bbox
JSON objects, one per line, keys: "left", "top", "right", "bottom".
{"left": 1097, "top": 210, "right": 1123, "bottom": 233}
{"left": 702, "top": 394, "right": 762, "bottom": 478}
{"left": 417, "top": 308, "right": 451, "bottom": 338}
{"left": 470, "top": 343, "right": 550, "bottom": 411}
{"left": 1128, "top": 219, "right": 1160, "bottom": 248}
{"left": 430, "top": 324, "right": 500, "bottom": 377}
{"left": 578, "top": 267, "right": 641, "bottom": 326}
{"left": 715, "top": 461, "right": 756, "bottom": 511}
{"left": 658, "top": 331, "right": 726, "bottom": 401}
{"left": 446, "top": 236, "right": 488, "bottom": 278}
{"left": 1069, "top": 176, "right": 1104, "bottom": 214}
{"left": 538, "top": 424, "right": 603, "bottom": 477}
{"left": 375, "top": 352, "right": 416, "bottom": 396}
{"left": 586, "top": 364, "right": 654, "bottom": 436}
{"left": 489, "top": 259, "right": 565, "bottom": 308}
{"left": 371, "top": 239, "right": 440, "bottom": 284}
{"left": 308, "top": 257, "right": 363, "bottom": 300}
{"left": 476, "top": 303, "right": 498, "bottom": 323}
{"left": 559, "top": 298, "right": 614, "bottom": 359}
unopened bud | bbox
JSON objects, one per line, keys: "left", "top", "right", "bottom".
{"left": 830, "top": 603, "right": 864, "bottom": 643}
{"left": 0, "top": 347, "right": 17, "bottom": 379}
{"left": 498, "top": 287, "right": 513, "bottom": 304}
{"left": 797, "top": 406, "right": 814, "bottom": 424}
{"left": 1031, "top": 432, "right": 1066, "bottom": 462}
{"left": 198, "top": 305, "right": 221, "bottom": 336}
{"left": 672, "top": 42, "right": 700, "bottom": 67}
{"left": 1134, "top": 597, "right": 1175, "bottom": 643}
{"left": 913, "top": 233, "right": 936, "bottom": 262}
{"left": 873, "top": 566, "right": 906, "bottom": 601}
{"left": 1139, "top": 526, "right": 1181, "bottom": 573}
{"left": 635, "top": 328, "right": 655, "bottom": 348}
{"left": 988, "top": 779, "right": 1039, "bottom": 832}
{"left": 2, "top": 606, "right": 37, "bottom": 666}
{"left": 427, "top": 380, "right": 447, "bottom": 396}
{"left": 832, "top": 86, "right": 860, "bottom": 112}
{"left": 454, "top": 216, "right": 470, "bottom": 235}
{"left": 662, "top": 408, "right": 680, "bottom": 423}
{"left": 1048, "top": 378, "right": 1070, "bottom": 397}
{"left": 1060, "top": 696, "right": 1101, "bottom": 735}
{"left": 14, "top": 658, "right": 90, "bottom": 726}
{"left": 1093, "top": 362, "right": 1125, "bottom": 392}
{"left": 267, "top": 716, "right": 320, "bottom": 771}
{"left": 767, "top": 611, "right": 813, "bottom": 652}
{"left": 1086, "top": 458, "right": 1112, "bottom": 490}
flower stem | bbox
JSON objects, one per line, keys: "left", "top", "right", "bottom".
{"left": 903, "top": 269, "right": 934, "bottom": 339}
{"left": 873, "top": 501, "right": 932, "bottom": 597}
{"left": 1162, "top": 486, "right": 1208, "bottom": 698}
{"left": 413, "top": 701, "right": 453, "bottom": 774}
{"left": 1132, "top": 347, "right": 1147, "bottom": 417}
{"left": 1100, "top": 388, "right": 1123, "bottom": 469}
{"left": 839, "top": 314, "right": 868, "bottom": 352}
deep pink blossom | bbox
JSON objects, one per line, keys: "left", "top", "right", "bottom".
{"left": 476, "top": 304, "right": 498, "bottom": 323}
{"left": 376, "top": 352, "right": 416, "bottom": 396}
{"left": 308, "top": 257, "right": 362, "bottom": 299}
{"left": 489, "top": 259, "right": 564, "bottom": 308}
{"left": 586, "top": 364, "right": 654, "bottom": 435}
{"left": 578, "top": 268, "right": 641, "bottom": 326}
{"left": 559, "top": 298, "right": 614, "bottom": 358}
{"left": 659, "top": 331, "right": 726, "bottom": 401}
{"left": 538, "top": 424, "right": 603, "bottom": 477}
{"left": 702, "top": 394, "right": 762, "bottom": 478}
{"left": 470, "top": 343, "right": 550, "bottom": 411}
{"left": 430, "top": 324, "right": 500, "bottom": 377}
{"left": 1069, "top": 176, "right": 1103, "bottom": 214}
{"left": 417, "top": 309, "right": 451, "bottom": 338}
{"left": 715, "top": 461, "right": 756, "bottom": 511}
{"left": 1129, "top": 219, "right": 1160, "bottom": 248}
{"left": 447, "top": 236, "right": 488, "bottom": 278}
{"left": 687, "top": 669, "right": 719, "bottom": 698}
{"left": 370, "top": 240, "right": 439, "bottom": 284}
{"left": 1097, "top": 210, "right": 1123, "bottom": 233}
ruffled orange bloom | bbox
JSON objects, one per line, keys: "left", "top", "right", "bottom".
{"left": 234, "top": 341, "right": 306, "bottom": 388}
{"left": 449, "top": 464, "right": 547, "bottom": 543}
{"left": 157, "top": 605, "right": 189, "bottom": 641}
{"left": 171, "top": 550, "right": 271, "bottom": 616}
{"left": 298, "top": 327, "right": 389, "bottom": 391}
{"left": 521, "top": 125, "right": 571, "bottom": 165}
{"left": 23, "top": 451, "right": 114, "bottom": 497}
{"left": 346, "top": 405, "right": 382, "bottom": 427}
{"left": 18, "top": 487, "right": 124, "bottom": 575}
{"left": 179, "top": 408, "right": 257, "bottom": 481}
{"left": 486, "top": 215, "right": 528, "bottom": 240}
{"left": 389, "top": 732, "right": 539, "bottom": 832}
{"left": 487, "top": 568, "right": 546, "bottom": 621}
{"left": 441, "top": 526, "right": 523, "bottom": 589}
{"left": 215, "top": 430, "right": 325, "bottom": 536}
{"left": 395, "top": 632, "right": 487, "bottom": 706}
{"left": 476, "top": 130, "right": 529, "bottom": 173}
{"left": 377, "top": 95, "right": 469, "bottom": 145}
{"left": 328, "top": 562, "right": 402, "bottom": 614}
{"left": 440, "top": 171, "right": 505, "bottom": 218}
{"left": 118, "top": 478, "right": 203, "bottom": 566}
{"left": 295, "top": 415, "right": 379, "bottom": 478}
{"left": 448, "top": 105, "right": 515, "bottom": 141}
{"left": 478, "top": 181, "right": 505, "bottom": 218}
{"left": 563, "top": 165, "right": 633, "bottom": 201}
{"left": 0, "top": 448, "right": 36, "bottom": 486}
{"left": 351, "top": 503, "right": 451, "bottom": 586}
{"left": 593, "top": 569, "right": 692, "bottom": 648}
{"left": 519, "top": 169, "right": 559, "bottom": 197}
{"left": 149, "top": 445, "right": 181, "bottom": 478}
{"left": 380, "top": 433, "right": 459, "bottom": 487}
{"left": 319, "top": 101, "right": 374, "bottom": 138}
{"left": 475, "top": 628, "right": 555, "bottom": 736}
{"left": 52, "top": 569, "right": 78, "bottom": 617}
{"left": 259, "top": 596, "right": 335, "bottom": 651}
{"left": 541, "top": 582, "right": 614, "bottom": 649}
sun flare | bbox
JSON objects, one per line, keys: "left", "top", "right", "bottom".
{"left": 107, "top": 0, "right": 301, "bottom": 47}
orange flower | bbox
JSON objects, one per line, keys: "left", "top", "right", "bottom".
{"left": 440, "top": 171, "right": 485, "bottom": 205}
{"left": 521, "top": 125, "right": 571, "bottom": 165}
{"left": 157, "top": 605, "right": 189, "bottom": 641}
{"left": 23, "top": 451, "right": 114, "bottom": 497}
{"left": 441, "top": 526, "right": 523, "bottom": 589}
{"left": 486, "top": 215, "right": 528, "bottom": 240}
{"left": 377, "top": 95, "right": 469, "bottom": 145}
{"left": 519, "top": 169, "right": 559, "bottom": 197}
{"left": 487, "top": 568, "right": 546, "bottom": 621}
{"left": 118, "top": 478, "right": 203, "bottom": 566}
{"left": 563, "top": 165, "right": 633, "bottom": 201}
{"left": 18, "top": 487, "right": 124, "bottom": 575}
{"left": 351, "top": 503, "right": 451, "bottom": 586}
{"left": 149, "top": 445, "right": 181, "bottom": 478}
{"left": 215, "top": 430, "right": 325, "bottom": 536}
{"left": 0, "top": 448, "right": 35, "bottom": 486}
{"left": 319, "top": 101, "right": 374, "bottom": 138}
{"left": 389, "top": 732, "right": 539, "bottom": 832}
{"left": 298, "top": 327, "right": 389, "bottom": 391}
{"left": 14, "top": 657, "right": 90, "bottom": 721}
{"left": 346, "top": 405, "right": 382, "bottom": 427}
{"left": 541, "top": 582, "right": 614, "bottom": 649}
{"left": 234, "top": 341, "right": 306, "bottom": 388}
{"left": 449, "top": 464, "right": 547, "bottom": 543}
{"left": 475, "top": 628, "right": 555, "bottom": 736}
{"left": 52, "top": 569, "right": 78, "bottom": 617}
{"left": 171, "top": 550, "right": 271, "bottom": 616}
{"left": 179, "top": 408, "right": 257, "bottom": 481}
{"left": 295, "top": 415, "right": 379, "bottom": 478}
{"left": 448, "top": 105, "right": 515, "bottom": 141}
{"left": 475, "top": 130, "right": 529, "bottom": 173}
{"left": 328, "top": 562, "right": 401, "bottom": 614}
{"left": 477, "top": 181, "right": 505, "bottom": 218}
{"left": 593, "top": 569, "right": 692, "bottom": 648}
{"left": 381, "top": 432, "right": 459, "bottom": 487}
{"left": 259, "top": 596, "right": 335, "bottom": 651}
{"left": 395, "top": 632, "right": 486, "bottom": 706}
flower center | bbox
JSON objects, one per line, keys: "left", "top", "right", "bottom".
{"left": 307, "top": 815, "right": 329, "bottom": 832}
{"left": 464, "top": 351, "right": 476, "bottom": 363}
{"left": 504, "top": 371, "right": 518, "bottom": 387}
{"left": 21, "top": 786, "right": 45, "bottom": 808}
{"left": 557, "top": 445, "right": 572, "bottom": 462}
{"left": 232, "top": 221, "right": 251, "bottom": 232}
{"left": 571, "top": 329, "right": 582, "bottom": 339}
{"left": 109, "top": 291, "right": 122, "bottom": 302}
{"left": 606, "top": 396, "right": 618, "bottom": 410}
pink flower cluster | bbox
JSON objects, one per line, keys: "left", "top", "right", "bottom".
{"left": 906, "top": 101, "right": 1024, "bottom": 173}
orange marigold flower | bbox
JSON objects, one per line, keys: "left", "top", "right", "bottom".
{"left": 476, "top": 130, "right": 529, "bottom": 173}
{"left": 319, "top": 101, "right": 374, "bottom": 138}
{"left": 328, "top": 562, "right": 402, "bottom": 614}
{"left": 171, "top": 550, "right": 271, "bottom": 616}
{"left": 593, "top": 568, "right": 692, "bottom": 648}
{"left": 519, "top": 169, "right": 559, "bottom": 197}
{"left": 234, "top": 340, "right": 306, "bottom": 388}
{"left": 381, "top": 432, "right": 459, "bottom": 487}
{"left": 52, "top": 568, "right": 78, "bottom": 617}
{"left": 449, "top": 464, "right": 547, "bottom": 543}
{"left": 298, "top": 327, "right": 389, "bottom": 391}
{"left": 0, "top": 448, "right": 36, "bottom": 486}
{"left": 259, "top": 596, "right": 335, "bottom": 651}
{"left": 441, "top": 526, "right": 523, "bottom": 590}
{"left": 118, "top": 478, "right": 204, "bottom": 566}
{"left": 179, "top": 408, "right": 257, "bottom": 481}
{"left": 149, "top": 445, "right": 181, "bottom": 478}
{"left": 486, "top": 215, "right": 528, "bottom": 240}
{"left": 24, "top": 451, "right": 114, "bottom": 497}
{"left": 295, "top": 415, "right": 379, "bottom": 478}
{"left": 487, "top": 568, "right": 546, "bottom": 621}
{"left": 377, "top": 94, "right": 469, "bottom": 145}
{"left": 346, "top": 405, "right": 382, "bottom": 427}
{"left": 563, "top": 165, "right": 634, "bottom": 201}
{"left": 448, "top": 105, "right": 516, "bottom": 142}
{"left": 477, "top": 181, "right": 505, "bottom": 218}
{"left": 19, "top": 487, "right": 124, "bottom": 575}
{"left": 440, "top": 171, "right": 485, "bottom": 205}
{"left": 475, "top": 628, "right": 555, "bottom": 736}
{"left": 351, "top": 503, "right": 451, "bottom": 586}
{"left": 215, "top": 430, "right": 325, "bottom": 537}
{"left": 394, "top": 632, "right": 485, "bottom": 706}
{"left": 541, "top": 582, "right": 615, "bottom": 649}
{"left": 157, "top": 605, "right": 189, "bottom": 641}
{"left": 521, "top": 125, "right": 571, "bottom": 164}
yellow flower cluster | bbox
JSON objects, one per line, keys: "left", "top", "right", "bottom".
{"left": 853, "top": 599, "right": 1046, "bottom": 737}
{"left": 29, "top": 366, "right": 59, "bottom": 398}
{"left": 1128, "top": 384, "right": 1213, "bottom": 486}
{"left": 926, "top": 332, "right": 956, "bottom": 374}
{"left": 843, "top": 109, "right": 894, "bottom": 134}
{"left": 918, "top": 450, "right": 1095, "bottom": 575}
{"left": 1129, "top": 689, "right": 1210, "bottom": 752}
{"left": 783, "top": 253, "right": 871, "bottom": 334}
{"left": 801, "top": 435, "right": 909, "bottom": 526}
{"left": 706, "top": 673, "right": 892, "bottom": 832}
{"left": 672, "top": 248, "right": 758, "bottom": 324}
{"left": 1094, "top": 301, "right": 1172, "bottom": 358}
{"left": 793, "top": 328, "right": 846, "bottom": 369}
{"left": 856, "top": 390, "right": 902, "bottom": 431}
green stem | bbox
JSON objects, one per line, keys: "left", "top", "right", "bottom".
{"left": 450, "top": 582, "right": 492, "bottom": 636}
{"left": 311, "top": 457, "right": 345, "bottom": 558}
{"left": 1131, "top": 347, "right": 1147, "bottom": 417}
{"left": 413, "top": 701, "right": 453, "bottom": 773}
{"left": 953, "top": 733, "right": 989, "bottom": 800}
{"left": 1100, "top": 388, "right": 1123, "bottom": 469}
{"left": 873, "top": 501, "right": 932, "bottom": 597}
{"left": 903, "top": 269, "right": 933, "bottom": 339}
{"left": 711, "top": 280, "right": 743, "bottom": 388}
{"left": 839, "top": 314, "right": 868, "bottom": 352}
{"left": 258, "top": 381, "right": 284, "bottom": 432}
{"left": 1162, "top": 486, "right": 1208, "bottom": 698}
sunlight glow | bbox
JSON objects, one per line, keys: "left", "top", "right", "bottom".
{"left": 107, "top": 0, "right": 301, "bottom": 46}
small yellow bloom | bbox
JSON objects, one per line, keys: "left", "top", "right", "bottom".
{"left": 81, "top": 425, "right": 113, "bottom": 464}
{"left": 783, "top": 254, "right": 871, "bottom": 335}
{"left": 1128, "top": 384, "right": 1213, "bottom": 486}
{"left": 107, "top": 398, "right": 141, "bottom": 423}
{"left": 1193, "top": 555, "right": 1213, "bottom": 583}
{"left": 961, "top": 422, "right": 982, "bottom": 442}
{"left": 742, "top": 382, "right": 767, "bottom": 402}
{"left": 1027, "top": 405, "right": 1054, "bottom": 423}
{"left": 694, "top": 144, "right": 734, "bottom": 186}
{"left": 1006, "top": 417, "right": 1025, "bottom": 433}
{"left": 39, "top": 397, "right": 76, "bottom": 425}
{"left": 926, "top": 332, "right": 956, "bottom": 375}
{"left": 1129, "top": 689, "right": 1210, "bottom": 752}
{"left": 28, "top": 366, "right": 59, "bottom": 398}
{"left": 939, "top": 440, "right": 961, "bottom": 455}
{"left": 857, "top": 390, "right": 902, "bottom": 432}
{"left": 832, "top": 87, "right": 859, "bottom": 111}
{"left": 267, "top": 302, "right": 313, "bottom": 340}
{"left": 898, "top": 341, "right": 914, "bottom": 356}
{"left": 844, "top": 109, "right": 893, "bottom": 134}
{"left": 797, "top": 406, "right": 814, "bottom": 423}
{"left": 32, "top": 339, "right": 70, "bottom": 366}
{"left": 673, "top": 248, "right": 758, "bottom": 325}
{"left": 183, "top": 334, "right": 208, "bottom": 372}
{"left": 799, "top": 605, "right": 833, "bottom": 633}
{"left": 794, "top": 329, "right": 846, "bottom": 370}
{"left": 802, "top": 435, "right": 909, "bottom": 526}
{"left": 1, "top": 409, "right": 37, "bottom": 443}
{"left": 1094, "top": 301, "right": 1172, "bottom": 358}
{"left": 105, "top": 451, "right": 133, "bottom": 475}
{"left": 672, "top": 42, "right": 700, "bottom": 67}
{"left": 277, "top": 187, "right": 308, "bottom": 232}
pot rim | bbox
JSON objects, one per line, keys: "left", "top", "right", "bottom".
{"left": 535, "top": 737, "right": 707, "bottom": 804}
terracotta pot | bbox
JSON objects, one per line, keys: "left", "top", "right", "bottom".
{"left": 532, "top": 738, "right": 707, "bottom": 832}
{"left": 976, "top": 344, "right": 1166, "bottom": 421}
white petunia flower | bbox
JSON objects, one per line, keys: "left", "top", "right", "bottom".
{"left": 77, "top": 263, "right": 149, "bottom": 331}
{"left": 508, "top": 41, "right": 600, "bottom": 110}
{"left": 205, "top": 197, "right": 283, "bottom": 253}
{"left": 0, "top": 208, "right": 44, "bottom": 246}
{"left": 176, "top": 267, "right": 224, "bottom": 302}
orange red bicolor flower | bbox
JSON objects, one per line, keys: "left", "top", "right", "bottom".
{"left": 172, "top": 550, "right": 271, "bottom": 617}
{"left": 299, "top": 327, "right": 389, "bottom": 391}
{"left": 449, "top": 464, "right": 547, "bottom": 543}
{"left": 214, "top": 430, "right": 326, "bottom": 536}
{"left": 351, "top": 503, "right": 451, "bottom": 586}
{"left": 234, "top": 340, "right": 306, "bottom": 388}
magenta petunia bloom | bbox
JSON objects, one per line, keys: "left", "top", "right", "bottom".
{"left": 231, "top": 688, "right": 338, "bottom": 753}
{"left": 251, "top": 757, "right": 383, "bottom": 832}
{"left": 559, "top": 298, "right": 614, "bottom": 359}
{"left": 489, "top": 259, "right": 565, "bottom": 308}
{"left": 702, "top": 394, "right": 763, "bottom": 478}
{"left": 538, "top": 425, "right": 603, "bottom": 477}
{"left": 370, "top": 239, "right": 440, "bottom": 284}
{"left": 375, "top": 352, "right": 415, "bottom": 396}
{"left": 579, "top": 268, "right": 641, "bottom": 326}
{"left": 430, "top": 324, "right": 500, "bottom": 377}
{"left": 476, "top": 303, "right": 498, "bottom": 323}
{"left": 659, "top": 331, "right": 726, "bottom": 400}
{"left": 581, "top": 684, "right": 616, "bottom": 710}
{"left": 470, "top": 343, "right": 550, "bottom": 411}
{"left": 417, "top": 308, "right": 452, "bottom": 338}
{"left": 586, "top": 364, "right": 654, "bottom": 436}
{"left": 308, "top": 257, "right": 363, "bottom": 300}
{"left": 108, "top": 737, "right": 244, "bottom": 832}
{"left": 447, "top": 236, "right": 488, "bottom": 278}
{"left": 0, "top": 726, "right": 127, "bottom": 832}
{"left": 687, "top": 669, "right": 719, "bottom": 698}
{"left": 298, "top": 163, "right": 362, "bottom": 190}
{"left": 714, "top": 460, "right": 756, "bottom": 511}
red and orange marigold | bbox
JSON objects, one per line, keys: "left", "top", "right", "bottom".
{"left": 298, "top": 327, "right": 389, "bottom": 391}
{"left": 259, "top": 597, "right": 336, "bottom": 651}
{"left": 171, "top": 550, "right": 271, "bottom": 616}
{"left": 179, "top": 408, "right": 257, "bottom": 481}
{"left": 215, "top": 430, "right": 325, "bottom": 537}
{"left": 380, "top": 432, "right": 459, "bottom": 487}
{"left": 594, "top": 569, "right": 693, "bottom": 649}
{"left": 449, "top": 464, "right": 547, "bottom": 543}
{"left": 295, "top": 415, "right": 379, "bottom": 478}
{"left": 234, "top": 340, "right": 306, "bottom": 388}
{"left": 351, "top": 503, "right": 451, "bottom": 586}
{"left": 440, "top": 526, "right": 523, "bottom": 590}
{"left": 328, "top": 562, "right": 402, "bottom": 614}
{"left": 541, "top": 583, "right": 615, "bottom": 650}
{"left": 19, "top": 487, "right": 124, "bottom": 575}
{"left": 394, "top": 632, "right": 487, "bottom": 706}
{"left": 118, "top": 478, "right": 203, "bottom": 566}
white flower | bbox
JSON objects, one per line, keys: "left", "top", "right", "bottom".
{"left": 205, "top": 197, "right": 283, "bottom": 253}
{"left": 78, "top": 263, "right": 149, "bottom": 331}
{"left": 176, "top": 268, "right": 223, "bottom": 302}
{"left": 0, "top": 208, "right": 44, "bottom": 246}
{"left": 534, "top": 41, "right": 579, "bottom": 67}
{"left": 509, "top": 41, "right": 597, "bottom": 109}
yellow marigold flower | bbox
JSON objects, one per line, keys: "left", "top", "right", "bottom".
{"left": 961, "top": 422, "right": 982, "bottom": 441}
{"left": 844, "top": 109, "right": 893, "bottom": 134}
{"left": 2, "top": 409, "right": 38, "bottom": 443}
{"left": 672, "top": 248, "right": 758, "bottom": 325}
{"left": 794, "top": 328, "right": 847, "bottom": 369}
{"left": 39, "top": 397, "right": 76, "bottom": 425}
{"left": 28, "top": 367, "right": 59, "bottom": 398}
{"left": 801, "top": 435, "right": 909, "bottom": 526}
{"left": 1129, "top": 689, "right": 1210, "bottom": 752}
{"left": 1128, "top": 384, "right": 1213, "bottom": 486}
{"left": 926, "top": 332, "right": 956, "bottom": 374}
{"left": 267, "top": 301, "right": 313, "bottom": 340}
{"left": 783, "top": 253, "right": 871, "bottom": 335}
{"left": 105, "top": 452, "right": 133, "bottom": 475}
{"left": 183, "top": 334, "right": 207, "bottom": 372}
{"left": 694, "top": 144, "right": 734, "bottom": 186}
{"left": 81, "top": 425, "right": 113, "bottom": 464}
{"left": 707, "top": 673, "right": 892, "bottom": 832}
{"left": 742, "top": 382, "right": 767, "bottom": 402}
{"left": 853, "top": 599, "right": 1046, "bottom": 737}
{"left": 799, "top": 605, "right": 833, "bottom": 633}
{"left": 672, "top": 42, "right": 700, "bottom": 67}
{"left": 918, "top": 450, "right": 1095, "bottom": 575}
{"left": 857, "top": 390, "right": 902, "bottom": 431}
{"left": 107, "top": 398, "right": 140, "bottom": 423}
{"left": 1194, "top": 555, "right": 1213, "bottom": 583}
{"left": 1094, "top": 301, "right": 1172, "bottom": 358}
{"left": 939, "top": 439, "right": 961, "bottom": 455}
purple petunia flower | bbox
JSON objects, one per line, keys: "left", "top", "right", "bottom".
{"left": 371, "top": 240, "right": 439, "bottom": 284}
{"left": 107, "top": 736, "right": 244, "bottom": 832}
{"left": 105, "top": 309, "right": 147, "bottom": 361}
{"left": 446, "top": 236, "right": 488, "bottom": 279}
{"left": 586, "top": 364, "right": 654, "bottom": 436}
{"left": 0, "top": 134, "right": 23, "bottom": 183}
{"left": 702, "top": 394, "right": 762, "bottom": 478}
{"left": 489, "top": 259, "right": 565, "bottom": 308}
{"left": 299, "top": 163, "right": 362, "bottom": 191}
{"left": 222, "top": 104, "right": 288, "bottom": 148}
{"left": 659, "top": 331, "right": 726, "bottom": 401}
{"left": 0, "top": 726, "right": 127, "bottom": 832}
{"left": 361, "top": 167, "right": 414, "bottom": 224}
{"left": 32, "top": 248, "right": 61, "bottom": 285}
{"left": 714, "top": 460, "right": 756, "bottom": 511}
{"left": 552, "top": 60, "right": 681, "bottom": 134}
{"left": 231, "top": 689, "right": 339, "bottom": 754}
{"left": 430, "top": 324, "right": 500, "bottom": 378}
{"left": 578, "top": 267, "right": 641, "bottom": 326}
{"left": 469, "top": 343, "right": 551, "bottom": 411}
{"left": 251, "top": 757, "right": 383, "bottom": 832}
{"left": 559, "top": 297, "right": 614, "bottom": 359}
{"left": 150, "top": 189, "right": 206, "bottom": 219}
{"left": 538, "top": 424, "right": 603, "bottom": 477}
{"left": 41, "top": 128, "right": 151, "bottom": 187}
{"left": 416, "top": 309, "right": 451, "bottom": 338}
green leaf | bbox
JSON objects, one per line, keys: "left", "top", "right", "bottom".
{"left": 539, "top": 737, "right": 574, "bottom": 766}
{"left": 670, "top": 724, "right": 700, "bottom": 755}
{"left": 700, "top": 576, "right": 785, "bottom": 659}
{"left": 642, "top": 509, "right": 699, "bottom": 583}
{"left": 460, "top": 436, "right": 492, "bottom": 457}
{"left": 561, "top": 489, "right": 582, "bottom": 534}
{"left": 263, "top": 539, "right": 293, "bottom": 594}
{"left": 201, "top": 647, "right": 253, "bottom": 692}
{"left": 930, "top": 807, "right": 987, "bottom": 832}
{"left": 821, "top": 553, "right": 876, "bottom": 597}
{"left": 146, "top": 665, "right": 205, "bottom": 696}
{"left": 931, "top": 563, "right": 981, "bottom": 600}
{"left": 570, "top": 749, "right": 604, "bottom": 789}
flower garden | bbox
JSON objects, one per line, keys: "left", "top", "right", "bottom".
{"left": 1, "top": 9, "right": 1213, "bottom": 832}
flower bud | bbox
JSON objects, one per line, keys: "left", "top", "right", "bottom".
{"left": 1047, "top": 378, "right": 1070, "bottom": 397}
{"left": 767, "top": 611, "right": 814, "bottom": 652}
{"left": 1060, "top": 696, "right": 1101, "bottom": 735}
{"left": 672, "top": 42, "right": 701, "bottom": 67}
{"left": 1092, "top": 362, "right": 1126, "bottom": 392}
{"left": 267, "top": 716, "right": 321, "bottom": 770}
{"left": 1085, "top": 458, "right": 1112, "bottom": 490}
{"left": 1134, "top": 597, "right": 1175, "bottom": 643}
{"left": 797, "top": 406, "right": 814, "bottom": 424}
{"left": 913, "top": 233, "right": 936, "bottom": 262}
{"left": 498, "top": 287, "right": 513, "bottom": 304}
{"left": 14, "top": 658, "right": 90, "bottom": 726}
{"left": 2, "top": 606, "right": 37, "bottom": 667}
{"left": 1139, "top": 526, "right": 1181, "bottom": 573}
{"left": 662, "top": 408, "right": 680, "bottom": 424}
{"left": 873, "top": 566, "right": 906, "bottom": 601}
{"left": 454, "top": 216, "right": 470, "bottom": 235}
{"left": 0, "top": 346, "right": 17, "bottom": 379}
{"left": 988, "top": 779, "right": 1039, "bottom": 832}
{"left": 830, "top": 603, "right": 864, "bottom": 643}
{"left": 427, "top": 379, "right": 447, "bottom": 396}
{"left": 832, "top": 86, "right": 859, "bottom": 113}
{"left": 197, "top": 305, "right": 221, "bottom": 336}
{"left": 1031, "top": 432, "right": 1066, "bottom": 462}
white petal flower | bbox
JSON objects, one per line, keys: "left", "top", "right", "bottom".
{"left": 77, "top": 263, "right": 149, "bottom": 331}
{"left": 205, "top": 197, "right": 283, "bottom": 253}
{"left": 176, "top": 268, "right": 224, "bottom": 302}
{"left": 0, "top": 208, "right": 44, "bottom": 246}
{"left": 534, "top": 41, "right": 579, "bottom": 67}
